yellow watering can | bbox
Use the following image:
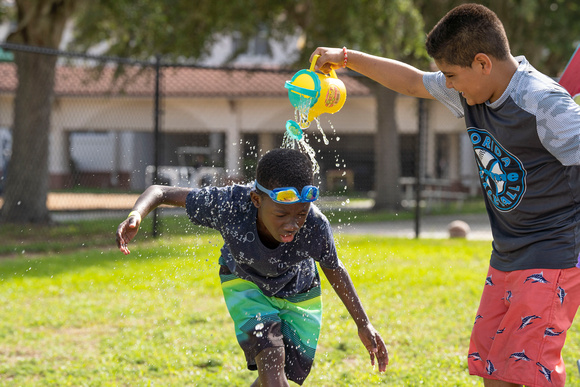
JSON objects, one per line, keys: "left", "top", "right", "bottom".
{"left": 284, "top": 55, "right": 347, "bottom": 124}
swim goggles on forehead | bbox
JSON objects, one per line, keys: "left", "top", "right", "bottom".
{"left": 255, "top": 181, "right": 319, "bottom": 204}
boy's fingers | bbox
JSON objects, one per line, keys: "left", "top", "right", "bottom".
{"left": 366, "top": 331, "right": 388, "bottom": 371}
{"left": 116, "top": 219, "right": 136, "bottom": 254}
{"left": 115, "top": 232, "right": 124, "bottom": 249}
{"left": 118, "top": 235, "right": 131, "bottom": 255}
{"left": 378, "top": 350, "right": 389, "bottom": 371}
{"left": 363, "top": 331, "right": 380, "bottom": 367}
{"left": 376, "top": 336, "right": 389, "bottom": 371}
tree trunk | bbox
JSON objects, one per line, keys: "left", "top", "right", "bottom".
{"left": 0, "top": 52, "right": 56, "bottom": 223}
{"left": 369, "top": 82, "right": 401, "bottom": 210}
{"left": 373, "top": 83, "right": 401, "bottom": 210}
{"left": 0, "top": 0, "right": 78, "bottom": 223}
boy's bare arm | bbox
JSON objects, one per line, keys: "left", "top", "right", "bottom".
{"left": 311, "top": 47, "right": 434, "bottom": 99}
{"left": 321, "top": 263, "right": 389, "bottom": 371}
{"left": 116, "top": 185, "right": 191, "bottom": 255}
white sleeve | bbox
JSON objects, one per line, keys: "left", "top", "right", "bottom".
{"left": 422, "top": 71, "right": 464, "bottom": 118}
{"left": 535, "top": 90, "right": 580, "bottom": 166}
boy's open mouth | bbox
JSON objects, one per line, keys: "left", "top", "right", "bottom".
{"left": 280, "top": 233, "right": 295, "bottom": 243}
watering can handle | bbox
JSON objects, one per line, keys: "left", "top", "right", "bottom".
{"left": 310, "top": 54, "right": 338, "bottom": 78}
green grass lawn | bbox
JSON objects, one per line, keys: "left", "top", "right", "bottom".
{"left": 1, "top": 229, "right": 579, "bottom": 386}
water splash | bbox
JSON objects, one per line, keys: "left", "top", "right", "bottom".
{"left": 253, "top": 322, "right": 264, "bottom": 337}
{"left": 292, "top": 102, "right": 329, "bottom": 145}
{"left": 282, "top": 129, "right": 319, "bottom": 176}
{"left": 293, "top": 98, "right": 311, "bottom": 128}
{"left": 314, "top": 118, "right": 329, "bottom": 145}
{"left": 281, "top": 96, "right": 351, "bottom": 188}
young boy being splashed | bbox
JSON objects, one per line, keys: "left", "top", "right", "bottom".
{"left": 116, "top": 148, "right": 388, "bottom": 386}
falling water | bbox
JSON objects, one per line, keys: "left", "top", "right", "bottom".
{"left": 293, "top": 102, "right": 329, "bottom": 146}
{"left": 282, "top": 95, "right": 356, "bottom": 233}
{"left": 282, "top": 130, "right": 319, "bottom": 176}
{"left": 314, "top": 118, "right": 329, "bottom": 145}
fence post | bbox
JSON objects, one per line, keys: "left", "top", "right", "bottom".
{"left": 152, "top": 55, "right": 162, "bottom": 238}
{"left": 414, "top": 98, "right": 427, "bottom": 238}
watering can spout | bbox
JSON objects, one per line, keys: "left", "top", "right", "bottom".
{"left": 285, "top": 120, "right": 303, "bottom": 140}
{"left": 284, "top": 55, "right": 346, "bottom": 124}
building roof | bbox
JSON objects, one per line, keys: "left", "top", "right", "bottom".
{"left": 0, "top": 62, "right": 371, "bottom": 98}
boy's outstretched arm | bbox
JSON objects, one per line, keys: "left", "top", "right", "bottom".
{"left": 116, "top": 185, "right": 191, "bottom": 255}
{"left": 310, "top": 46, "right": 434, "bottom": 100}
{"left": 321, "top": 263, "right": 389, "bottom": 372}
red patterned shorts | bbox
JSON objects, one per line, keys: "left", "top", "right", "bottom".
{"left": 468, "top": 266, "right": 580, "bottom": 386}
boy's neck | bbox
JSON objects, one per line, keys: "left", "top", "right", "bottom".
{"left": 258, "top": 230, "right": 280, "bottom": 249}
{"left": 489, "top": 55, "right": 519, "bottom": 103}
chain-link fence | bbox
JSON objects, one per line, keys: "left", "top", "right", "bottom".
{"left": 0, "top": 43, "right": 473, "bottom": 223}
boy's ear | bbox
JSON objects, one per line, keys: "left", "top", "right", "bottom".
{"left": 474, "top": 53, "right": 492, "bottom": 75}
{"left": 250, "top": 191, "right": 262, "bottom": 208}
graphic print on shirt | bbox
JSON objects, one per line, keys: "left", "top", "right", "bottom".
{"left": 468, "top": 128, "right": 527, "bottom": 212}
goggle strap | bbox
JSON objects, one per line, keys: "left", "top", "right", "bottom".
{"left": 255, "top": 181, "right": 318, "bottom": 203}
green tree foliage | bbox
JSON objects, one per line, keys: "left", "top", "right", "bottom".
{"left": 417, "top": 0, "right": 580, "bottom": 76}
{"left": 494, "top": 0, "right": 580, "bottom": 76}
{"left": 70, "top": 0, "right": 429, "bottom": 66}
{"left": 71, "top": 0, "right": 282, "bottom": 61}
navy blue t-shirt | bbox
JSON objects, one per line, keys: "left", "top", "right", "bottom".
{"left": 185, "top": 184, "right": 340, "bottom": 297}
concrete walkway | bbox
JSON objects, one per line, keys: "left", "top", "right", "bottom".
{"left": 332, "top": 212, "right": 492, "bottom": 240}
{"left": 48, "top": 193, "right": 493, "bottom": 241}
{"left": 317, "top": 197, "right": 493, "bottom": 240}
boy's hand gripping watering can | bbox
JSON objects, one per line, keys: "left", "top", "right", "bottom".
{"left": 284, "top": 55, "right": 347, "bottom": 131}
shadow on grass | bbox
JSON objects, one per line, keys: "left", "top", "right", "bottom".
{"left": 0, "top": 215, "right": 214, "bottom": 255}
{"left": 0, "top": 224, "right": 221, "bottom": 281}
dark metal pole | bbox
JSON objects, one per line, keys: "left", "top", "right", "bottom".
{"left": 414, "top": 98, "right": 427, "bottom": 238}
{"left": 152, "top": 55, "right": 161, "bottom": 238}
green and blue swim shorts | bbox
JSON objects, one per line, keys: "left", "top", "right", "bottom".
{"left": 219, "top": 265, "right": 322, "bottom": 385}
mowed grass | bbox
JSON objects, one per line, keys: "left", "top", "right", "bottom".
{"left": 1, "top": 231, "right": 580, "bottom": 386}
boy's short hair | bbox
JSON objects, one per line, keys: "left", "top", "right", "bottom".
{"left": 425, "top": 3, "right": 510, "bottom": 67}
{"left": 256, "top": 148, "right": 314, "bottom": 190}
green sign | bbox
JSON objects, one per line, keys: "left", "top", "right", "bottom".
{"left": 0, "top": 47, "right": 14, "bottom": 62}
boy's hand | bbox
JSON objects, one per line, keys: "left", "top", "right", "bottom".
{"left": 310, "top": 47, "right": 344, "bottom": 74}
{"left": 116, "top": 212, "right": 141, "bottom": 255}
{"left": 358, "top": 323, "right": 389, "bottom": 372}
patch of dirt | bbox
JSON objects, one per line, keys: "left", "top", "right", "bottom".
{"left": 0, "top": 193, "right": 140, "bottom": 211}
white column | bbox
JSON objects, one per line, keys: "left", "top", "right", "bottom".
{"left": 258, "top": 133, "right": 276, "bottom": 156}
{"left": 225, "top": 100, "right": 242, "bottom": 180}
{"left": 448, "top": 134, "right": 460, "bottom": 180}
{"left": 425, "top": 116, "right": 436, "bottom": 178}
{"left": 48, "top": 126, "right": 68, "bottom": 176}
